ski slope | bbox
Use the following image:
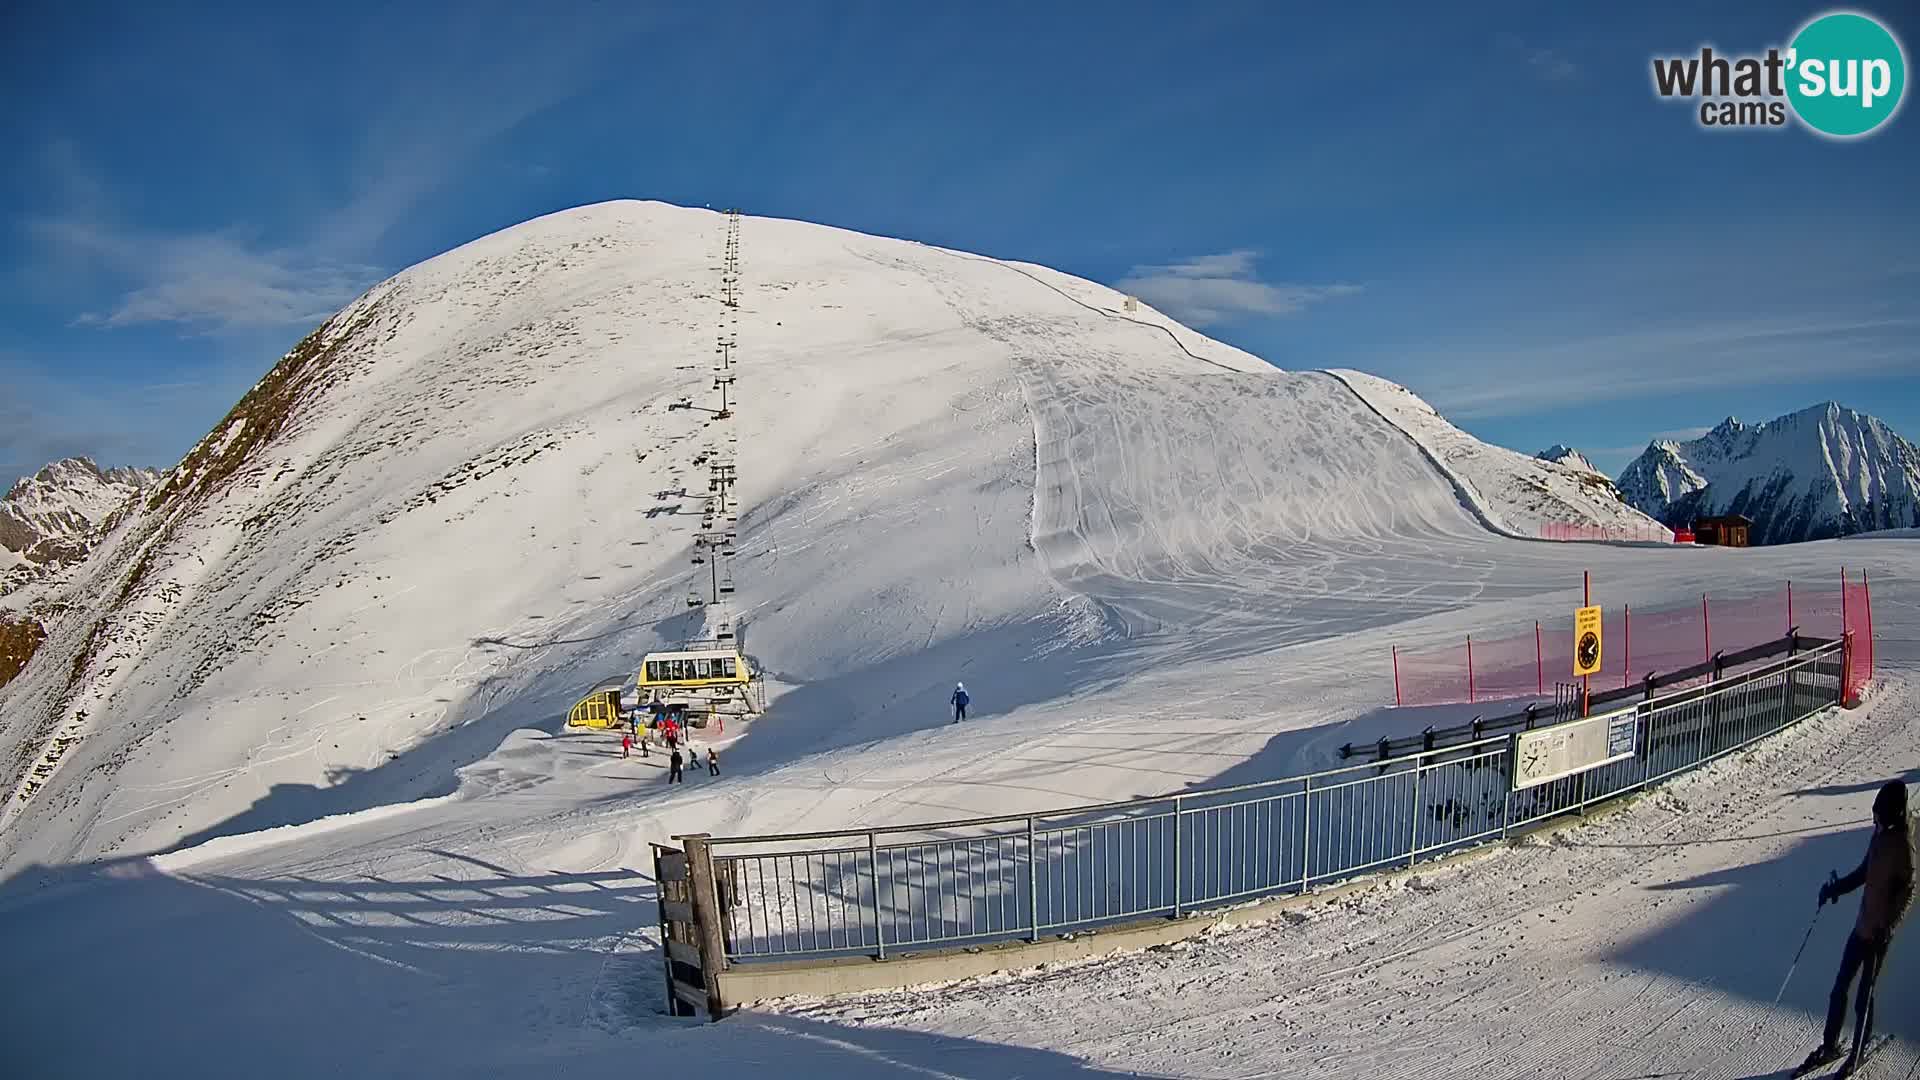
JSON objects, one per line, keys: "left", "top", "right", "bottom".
{"left": 0, "top": 539, "right": 1912, "bottom": 1080}
{"left": 0, "top": 201, "right": 1913, "bottom": 1078}
{"left": 1332, "top": 369, "right": 1668, "bottom": 540}
{"left": 0, "top": 200, "right": 1669, "bottom": 868}
{"left": 780, "top": 678, "right": 1920, "bottom": 1080}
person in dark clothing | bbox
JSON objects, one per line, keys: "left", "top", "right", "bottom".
{"left": 1801, "top": 780, "right": 1913, "bottom": 1075}
{"left": 707, "top": 748, "right": 720, "bottom": 776}
{"left": 668, "top": 748, "right": 685, "bottom": 784}
{"left": 951, "top": 682, "right": 969, "bottom": 723}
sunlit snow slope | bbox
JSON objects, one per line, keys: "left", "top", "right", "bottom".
{"left": 1, "top": 200, "right": 1915, "bottom": 1080}
{"left": 1332, "top": 370, "right": 1668, "bottom": 540}
{"left": 1, "top": 202, "right": 1657, "bottom": 871}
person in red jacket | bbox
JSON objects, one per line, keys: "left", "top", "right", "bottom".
{"left": 1800, "top": 780, "right": 1914, "bottom": 1075}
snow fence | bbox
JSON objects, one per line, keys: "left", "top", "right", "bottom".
{"left": 1390, "top": 569, "right": 1875, "bottom": 708}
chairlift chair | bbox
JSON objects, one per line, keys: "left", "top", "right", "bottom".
{"left": 686, "top": 591, "right": 704, "bottom": 608}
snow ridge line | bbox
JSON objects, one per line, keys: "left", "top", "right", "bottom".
{"left": 1318, "top": 369, "right": 1530, "bottom": 543}
{"left": 926, "top": 247, "right": 1248, "bottom": 375}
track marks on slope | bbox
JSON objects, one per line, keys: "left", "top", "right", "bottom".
{"left": 1320, "top": 368, "right": 1528, "bottom": 543}
{"left": 921, "top": 246, "right": 1259, "bottom": 375}
{"left": 779, "top": 683, "right": 1918, "bottom": 1080}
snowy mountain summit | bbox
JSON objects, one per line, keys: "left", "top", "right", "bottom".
{"left": 0, "top": 457, "right": 161, "bottom": 587}
{"left": 1537, "top": 445, "right": 1600, "bottom": 475}
{"left": 1618, "top": 402, "right": 1920, "bottom": 544}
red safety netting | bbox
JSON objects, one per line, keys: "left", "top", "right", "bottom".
{"left": 1390, "top": 572, "right": 1871, "bottom": 708}
{"left": 1844, "top": 571, "right": 1875, "bottom": 703}
{"left": 1539, "top": 522, "right": 1679, "bottom": 543}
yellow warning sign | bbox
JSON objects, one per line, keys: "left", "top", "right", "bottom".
{"left": 1573, "top": 605, "right": 1604, "bottom": 677}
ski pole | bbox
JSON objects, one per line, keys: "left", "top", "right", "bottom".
{"left": 1775, "top": 880, "right": 1832, "bottom": 1004}
{"left": 1775, "top": 913, "right": 1819, "bottom": 1003}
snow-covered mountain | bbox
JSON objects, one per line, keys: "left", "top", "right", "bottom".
{"left": 1537, "top": 444, "right": 1599, "bottom": 475}
{"left": 0, "top": 458, "right": 161, "bottom": 576}
{"left": 0, "top": 455, "right": 161, "bottom": 564}
{"left": 1331, "top": 373, "right": 1659, "bottom": 537}
{"left": 1618, "top": 403, "right": 1920, "bottom": 544}
{"left": 0, "top": 200, "right": 1678, "bottom": 869}
{"left": 5, "top": 199, "right": 1920, "bottom": 1080}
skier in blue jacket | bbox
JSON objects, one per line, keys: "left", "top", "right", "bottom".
{"left": 951, "top": 682, "right": 970, "bottom": 723}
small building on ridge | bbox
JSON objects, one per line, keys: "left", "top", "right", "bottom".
{"left": 1691, "top": 514, "right": 1754, "bottom": 547}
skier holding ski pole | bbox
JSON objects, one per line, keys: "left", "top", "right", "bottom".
{"left": 1795, "top": 780, "right": 1913, "bottom": 1078}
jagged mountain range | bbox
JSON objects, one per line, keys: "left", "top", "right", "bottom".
{"left": 1617, "top": 402, "right": 1920, "bottom": 545}
{"left": 1, "top": 458, "right": 162, "bottom": 586}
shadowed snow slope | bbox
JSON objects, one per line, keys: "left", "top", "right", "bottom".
{"left": 0, "top": 202, "right": 1687, "bottom": 872}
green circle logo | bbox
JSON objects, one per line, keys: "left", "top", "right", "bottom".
{"left": 1787, "top": 11, "right": 1907, "bottom": 137}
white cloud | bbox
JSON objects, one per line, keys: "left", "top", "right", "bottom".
{"left": 0, "top": 351, "right": 256, "bottom": 480}
{"left": 1495, "top": 33, "right": 1577, "bottom": 82}
{"left": 1115, "top": 250, "right": 1362, "bottom": 327}
{"left": 1653, "top": 425, "right": 1714, "bottom": 443}
{"left": 23, "top": 18, "right": 649, "bottom": 336}
{"left": 1378, "top": 317, "right": 1920, "bottom": 421}
{"left": 32, "top": 218, "right": 382, "bottom": 333}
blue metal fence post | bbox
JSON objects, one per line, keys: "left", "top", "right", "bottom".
{"left": 1299, "top": 778, "right": 1312, "bottom": 892}
{"left": 869, "top": 830, "right": 885, "bottom": 960}
{"left": 1171, "top": 797, "right": 1184, "bottom": 917}
{"left": 1027, "top": 816, "right": 1040, "bottom": 942}
{"left": 1409, "top": 757, "right": 1423, "bottom": 866}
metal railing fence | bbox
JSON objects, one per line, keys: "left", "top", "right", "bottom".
{"left": 703, "top": 638, "right": 1846, "bottom": 964}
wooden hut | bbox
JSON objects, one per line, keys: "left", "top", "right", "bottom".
{"left": 1691, "top": 514, "right": 1753, "bottom": 547}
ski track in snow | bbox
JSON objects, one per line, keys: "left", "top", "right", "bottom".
{"left": 0, "top": 201, "right": 1914, "bottom": 1079}
{"left": 770, "top": 680, "right": 1920, "bottom": 1080}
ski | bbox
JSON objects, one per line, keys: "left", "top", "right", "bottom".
{"left": 1837, "top": 1033, "right": 1894, "bottom": 1077}
{"left": 1795, "top": 1053, "right": 1841, "bottom": 1078}
{"left": 1801, "top": 1033, "right": 1894, "bottom": 1079}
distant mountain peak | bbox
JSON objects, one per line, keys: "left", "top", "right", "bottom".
{"left": 1537, "top": 445, "right": 1600, "bottom": 474}
{"left": 1618, "top": 401, "right": 1920, "bottom": 544}
{"left": 0, "top": 456, "right": 163, "bottom": 590}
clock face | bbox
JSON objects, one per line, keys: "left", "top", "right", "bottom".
{"left": 1578, "top": 631, "right": 1600, "bottom": 670}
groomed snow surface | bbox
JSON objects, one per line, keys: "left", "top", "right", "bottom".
{"left": 0, "top": 201, "right": 1913, "bottom": 1079}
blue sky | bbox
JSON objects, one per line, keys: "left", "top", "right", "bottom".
{"left": 3, "top": 0, "right": 1915, "bottom": 484}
